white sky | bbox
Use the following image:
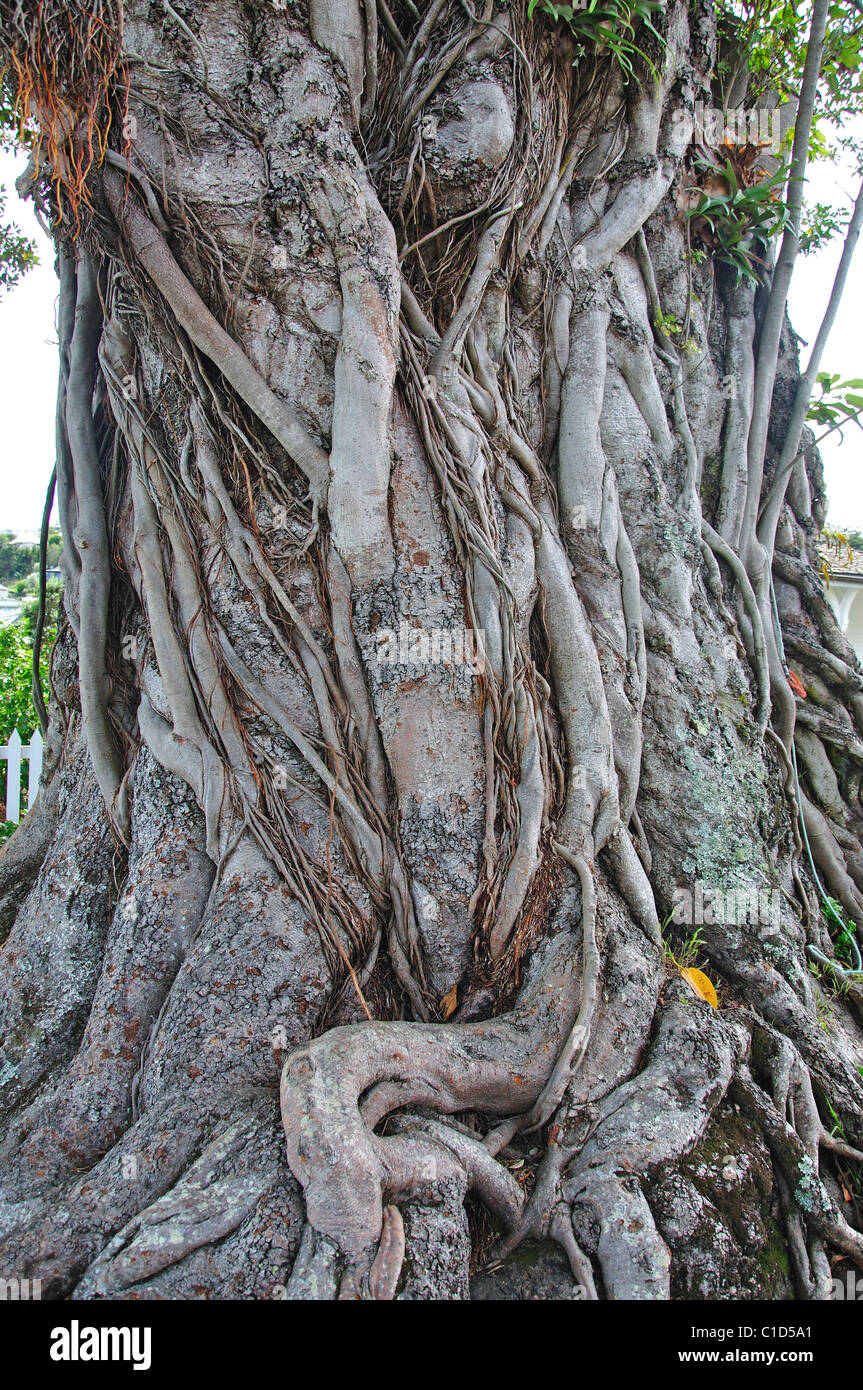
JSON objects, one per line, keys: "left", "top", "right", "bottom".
{"left": 0, "top": 147, "right": 60, "bottom": 531}
{"left": 0, "top": 138, "right": 862, "bottom": 532}
{"left": 787, "top": 145, "right": 863, "bottom": 532}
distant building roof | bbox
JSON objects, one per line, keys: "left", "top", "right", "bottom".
{"left": 820, "top": 541, "right": 863, "bottom": 580}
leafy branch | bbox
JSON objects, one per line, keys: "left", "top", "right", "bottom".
{"left": 806, "top": 371, "right": 863, "bottom": 437}
{"left": 800, "top": 199, "right": 851, "bottom": 254}
{"left": 527, "top": 0, "right": 667, "bottom": 83}
{"left": 685, "top": 157, "right": 790, "bottom": 283}
{"left": 0, "top": 89, "right": 38, "bottom": 296}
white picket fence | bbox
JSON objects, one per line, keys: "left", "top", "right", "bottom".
{"left": 0, "top": 729, "right": 43, "bottom": 824}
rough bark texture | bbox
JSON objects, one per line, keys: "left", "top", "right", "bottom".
{"left": 1, "top": 0, "right": 862, "bottom": 1300}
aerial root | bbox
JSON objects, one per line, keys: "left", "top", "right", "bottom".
{"left": 288, "top": 1114, "right": 526, "bottom": 1299}
{"left": 280, "top": 831, "right": 670, "bottom": 1297}
{"left": 368, "top": 1206, "right": 405, "bottom": 1300}
{"left": 820, "top": 1131, "right": 863, "bottom": 1166}
{"left": 65, "top": 251, "right": 128, "bottom": 837}
{"left": 515, "top": 845, "right": 599, "bottom": 1132}
{"left": 488, "top": 1122, "right": 598, "bottom": 1297}
{"left": 280, "top": 934, "right": 581, "bottom": 1286}
{"left": 102, "top": 167, "right": 330, "bottom": 502}
{"left": 701, "top": 519, "right": 771, "bottom": 733}
{"left": 732, "top": 1068, "right": 863, "bottom": 1274}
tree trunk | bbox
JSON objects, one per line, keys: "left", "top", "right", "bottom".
{"left": 1, "top": 0, "right": 862, "bottom": 1301}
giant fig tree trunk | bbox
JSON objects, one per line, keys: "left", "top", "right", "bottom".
{"left": 1, "top": 0, "right": 862, "bottom": 1301}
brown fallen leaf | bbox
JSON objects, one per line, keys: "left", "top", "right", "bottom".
{"left": 440, "top": 982, "right": 458, "bottom": 1020}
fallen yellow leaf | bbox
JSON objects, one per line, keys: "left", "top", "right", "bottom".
{"left": 681, "top": 967, "right": 718, "bottom": 1009}
{"left": 440, "top": 983, "right": 458, "bottom": 1020}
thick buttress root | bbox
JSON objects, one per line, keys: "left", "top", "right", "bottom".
{"left": 280, "top": 931, "right": 579, "bottom": 1289}
{"left": 4, "top": 0, "right": 863, "bottom": 1303}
